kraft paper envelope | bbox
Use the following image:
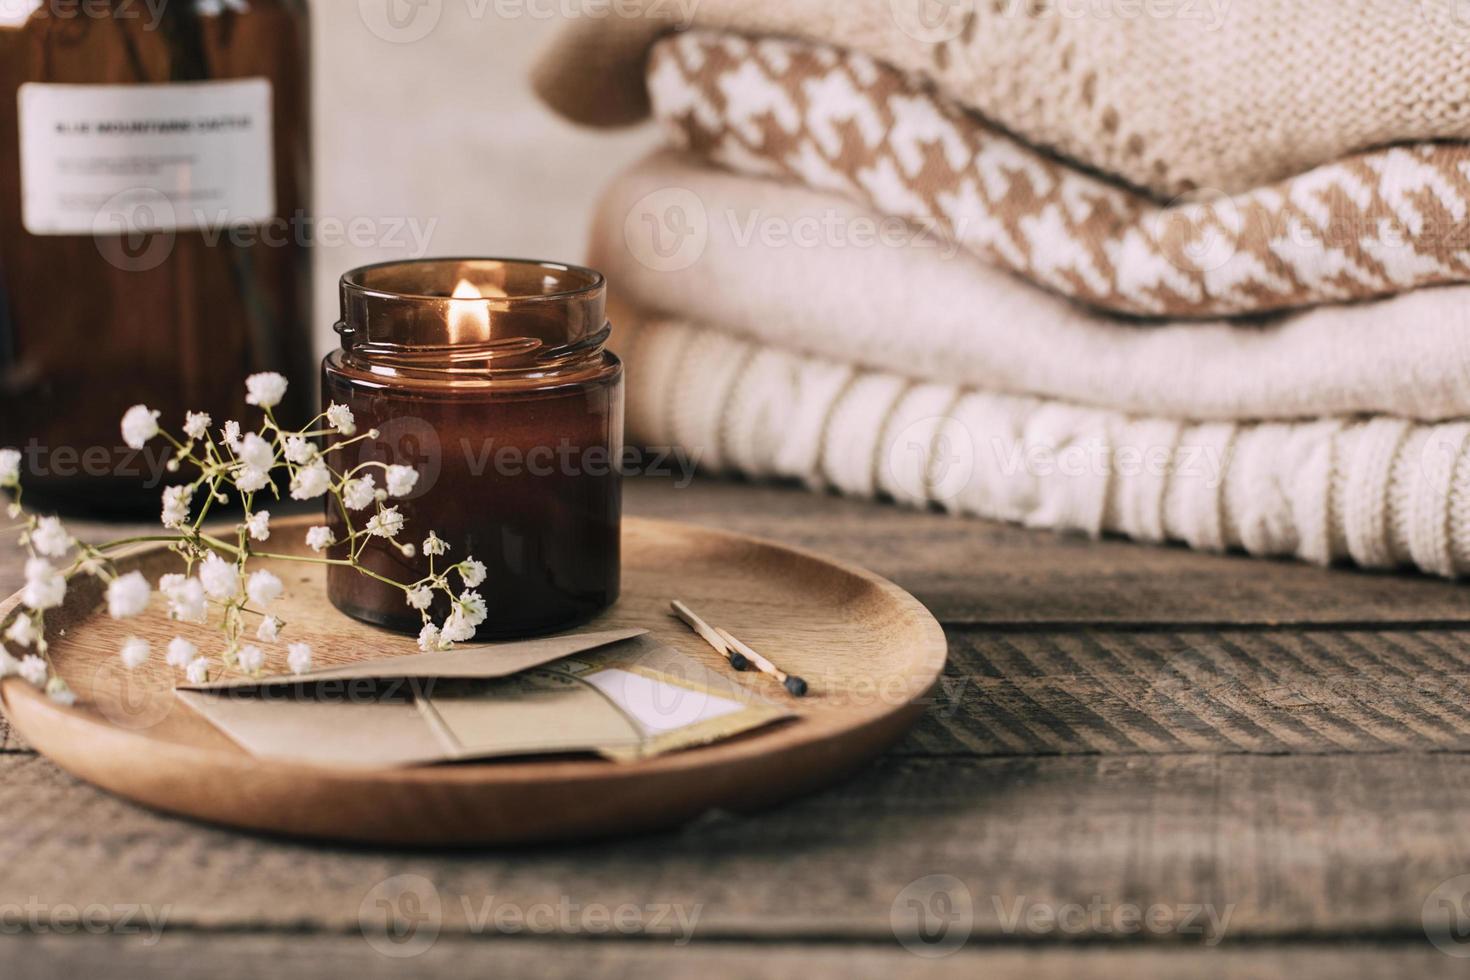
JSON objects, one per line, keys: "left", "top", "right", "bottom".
{"left": 176, "top": 632, "right": 795, "bottom": 769}
{"left": 177, "top": 628, "right": 649, "bottom": 692}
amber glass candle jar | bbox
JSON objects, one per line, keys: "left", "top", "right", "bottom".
{"left": 323, "top": 259, "right": 624, "bottom": 640}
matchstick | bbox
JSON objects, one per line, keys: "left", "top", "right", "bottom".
{"left": 670, "top": 600, "right": 752, "bottom": 671}
{"left": 715, "top": 627, "right": 810, "bottom": 699}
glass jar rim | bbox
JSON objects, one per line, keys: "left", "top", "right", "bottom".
{"left": 340, "top": 257, "right": 605, "bottom": 306}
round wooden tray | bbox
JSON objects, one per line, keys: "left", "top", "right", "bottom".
{"left": 0, "top": 516, "right": 946, "bottom": 846}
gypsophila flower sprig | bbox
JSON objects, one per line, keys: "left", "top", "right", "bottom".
{"left": 0, "top": 373, "right": 490, "bottom": 703}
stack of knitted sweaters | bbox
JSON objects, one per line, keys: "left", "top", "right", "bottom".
{"left": 535, "top": 1, "right": 1470, "bottom": 577}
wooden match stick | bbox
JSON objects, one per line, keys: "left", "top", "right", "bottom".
{"left": 670, "top": 600, "right": 752, "bottom": 672}
{"left": 715, "top": 627, "right": 809, "bottom": 699}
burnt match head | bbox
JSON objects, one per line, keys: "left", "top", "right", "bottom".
{"left": 729, "top": 652, "right": 753, "bottom": 672}
{"left": 784, "top": 676, "right": 809, "bottom": 698}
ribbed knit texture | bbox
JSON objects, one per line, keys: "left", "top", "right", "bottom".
{"left": 618, "top": 316, "right": 1470, "bottom": 577}
{"left": 533, "top": 0, "right": 1470, "bottom": 197}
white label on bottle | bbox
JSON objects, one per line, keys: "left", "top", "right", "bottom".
{"left": 18, "top": 78, "right": 276, "bottom": 236}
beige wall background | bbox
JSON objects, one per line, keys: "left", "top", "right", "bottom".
{"left": 311, "top": 1, "right": 657, "bottom": 356}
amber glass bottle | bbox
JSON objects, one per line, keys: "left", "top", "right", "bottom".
{"left": 0, "top": 0, "right": 312, "bottom": 516}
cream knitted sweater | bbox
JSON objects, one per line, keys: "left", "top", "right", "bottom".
{"left": 534, "top": 0, "right": 1470, "bottom": 197}
{"left": 593, "top": 153, "right": 1470, "bottom": 423}
{"left": 615, "top": 312, "right": 1470, "bottom": 579}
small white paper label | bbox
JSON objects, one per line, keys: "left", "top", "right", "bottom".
{"left": 18, "top": 78, "right": 276, "bottom": 236}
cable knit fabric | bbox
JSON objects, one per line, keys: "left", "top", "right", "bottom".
{"left": 644, "top": 31, "right": 1470, "bottom": 319}
{"left": 533, "top": 0, "right": 1470, "bottom": 197}
{"left": 616, "top": 314, "right": 1470, "bottom": 578}
{"left": 594, "top": 153, "right": 1470, "bottom": 422}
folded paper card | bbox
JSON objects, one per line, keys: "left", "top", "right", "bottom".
{"left": 176, "top": 631, "right": 795, "bottom": 768}
{"left": 177, "top": 628, "right": 649, "bottom": 691}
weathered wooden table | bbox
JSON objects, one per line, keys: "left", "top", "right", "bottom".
{"left": 2, "top": 475, "right": 1467, "bottom": 977}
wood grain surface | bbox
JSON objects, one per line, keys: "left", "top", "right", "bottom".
{"left": 2, "top": 474, "right": 1469, "bottom": 977}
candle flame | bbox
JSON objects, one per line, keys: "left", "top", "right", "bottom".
{"left": 448, "top": 279, "right": 491, "bottom": 344}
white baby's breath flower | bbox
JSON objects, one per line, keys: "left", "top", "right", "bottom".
{"left": 198, "top": 553, "right": 240, "bottom": 600}
{"left": 238, "top": 432, "right": 275, "bottom": 473}
{"left": 287, "top": 643, "right": 313, "bottom": 676}
{"left": 459, "top": 559, "right": 487, "bottom": 589}
{"left": 237, "top": 645, "right": 266, "bottom": 674}
{"left": 22, "top": 559, "right": 66, "bottom": 612}
{"left": 161, "top": 485, "right": 194, "bottom": 529}
{"left": 418, "top": 624, "right": 448, "bottom": 652}
{"left": 161, "top": 575, "right": 208, "bottom": 624}
{"left": 185, "top": 656, "right": 211, "bottom": 685}
{"left": 244, "top": 372, "right": 289, "bottom": 409}
{"left": 18, "top": 654, "right": 47, "bottom": 687}
{"left": 326, "top": 403, "right": 356, "bottom": 436}
{"left": 342, "top": 475, "right": 376, "bottom": 511}
{"left": 222, "top": 420, "right": 243, "bottom": 452}
{"left": 366, "top": 507, "right": 405, "bottom": 539}
{"left": 119, "top": 637, "right": 150, "bottom": 670}
{"left": 245, "top": 510, "right": 271, "bottom": 542}
{"left": 405, "top": 586, "right": 434, "bottom": 611}
{"left": 459, "top": 591, "right": 488, "bottom": 628}
{"left": 46, "top": 678, "right": 76, "bottom": 707}
{"left": 28, "top": 517, "right": 70, "bottom": 559}
{"left": 305, "top": 526, "right": 337, "bottom": 553}
{"left": 234, "top": 467, "right": 269, "bottom": 494}
{"left": 120, "top": 405, "right": 160, "bottom": 450}
{"left": 441, "top": 611, "right": 476, "bottom": 644}
{"left": 422, "top": 533, "right": 449, "bottom": 557}
{"left": 0, "top": 448, "right": 21, "bottom": 487}
{"left": 246, "top": 569, "right": 284, "bottom": 607}
{"left": 106, "top": 571, "right": 151, "bottom": 619}
{"left": 166, "top": 637, "right": 199, "bottom": 670}
{"left": 4, "top": 613, "right": 36, "bottom": 649}
{"left": 290, "top": 461, "right": 331, "bottom": 501}
{"left": 385, "top": 465, "right": 419, "bottom": 498}
{"left": 0, "top": 649, "right": 18, "bottom": 677}
{"left": 183, "top": 411, "right": 212, "bottom": 440}
{"left": 283, "top": 435, "right": 315, "bottom": 465}
{"left": 257, "top": 616, "right": 280, "bottom": 644}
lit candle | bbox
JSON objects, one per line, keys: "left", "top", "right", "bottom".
{"left": 323, "top": 259, "right": 624, "bottom": 639}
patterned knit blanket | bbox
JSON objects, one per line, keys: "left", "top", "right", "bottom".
{"left": 648, "top": 31, "right": 1470, "bottom": 319}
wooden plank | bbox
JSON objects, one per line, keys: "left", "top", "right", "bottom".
{"left": 6, "top": 478, "right": 1470, "bottom": 631}
{"left": 903, "top": 627, "right": 1470, "bottom": 757}
{"left": 0, "top": 934, "right": 1452, "bottom": 980}
{"left": 15, "top": 621, "right": 1470, "bottom": 761}
{"left": 0, "top": 751, "right": 1466, "bottom": 941}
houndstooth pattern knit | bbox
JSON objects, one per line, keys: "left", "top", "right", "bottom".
{"left": 618, "top": 315, "right": 1470, "bottom": 578}
{"left": 648, "top": 31, "right": 1470, "bottom": 319}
